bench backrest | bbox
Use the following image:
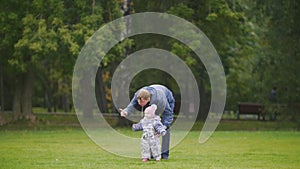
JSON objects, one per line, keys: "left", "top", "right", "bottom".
{"left": 238, "top": 102, "right": 264, "bottom": 114}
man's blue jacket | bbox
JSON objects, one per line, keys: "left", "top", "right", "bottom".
{"left": 124, "top": 84, "right": 175, "bottom": 127}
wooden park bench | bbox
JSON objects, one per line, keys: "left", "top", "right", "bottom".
{"left": 237, "top": 102, "right": 265, "bottom": 120}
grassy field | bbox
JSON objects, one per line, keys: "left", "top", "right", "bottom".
{"left": 0, "top": 129, "right": 299, "bottom": 169}
{"left": 2, "top": 112, "right": 298, "bottom": 131}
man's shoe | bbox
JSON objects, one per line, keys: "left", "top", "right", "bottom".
{"left": 161, "top": 156, "right": 169, "bottom": 160}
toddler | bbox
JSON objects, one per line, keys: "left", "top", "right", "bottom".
{"left": 132, "top": 104, "right": 166, "bottom": 162}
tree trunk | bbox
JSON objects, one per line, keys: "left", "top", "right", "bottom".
{"left": 79, "top": 69, "right": 94, "bottom": 119}
{"left": 0, "top": 69, "right": 5, "bottom": 124}
{"left": 62, "top": 78, "right": 70, "bottom": 112}
{"left": 21, "top": 69, "right": 36, "bottom": 121}
{"left": 197, "top": 78, "right": 210, "bottom": 120}
{"left": 96, "top": 69, "right": 108, "bottom": 113}
{"left": 62, "top": 94, "right": 70, "bottom": 112}
{"left": 92, "top": 0, "right": 95, "bottom": 14}
{"left": 0, "top": 69, "right": 4, "bottom": 112}
{"left": 13, "top": 76, "right": 23, "bottom": 120}
{"left": 45, "top": 91, "right": 52, "bottom": 112}
{"left": 0, "top": 111, "right": 5, "bottom": 126}
{"left": 53, "top": 99, "right": 57, "bottom": 112}
{"left": 39, "top": 72, "right": 53, "bottom": 112}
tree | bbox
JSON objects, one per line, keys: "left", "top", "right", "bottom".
{"left": 167, "top": 1, "right": 259, "bottom": 118}
{"left": 0, "top": 1, "right": 35, "bottom": 121}
{"left": 10, "top": 0, "right": 69, "bottom": 120}
{"left": 223, "top": 0, "right": 299, "bottom": 122}
{"left": 254, "top": 0, "right": 300, "bottom": 122}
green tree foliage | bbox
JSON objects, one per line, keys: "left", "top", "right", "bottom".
{"left": 0, "top": 0, "right": 122, "bottom": 121}
{"left": 257, "top": 0, "right": 300, "bottom": 103}
{"left": 254, "top": 0, "right": 300, "bottom": 123}
{"left": 166, "top": 1, "right": 258, "bottom": 118}
{"left": 0, "top": 0, "right": 298, "bottom": 124}
{"left": 222, "top": 0, "right": 299, "bottom": 123}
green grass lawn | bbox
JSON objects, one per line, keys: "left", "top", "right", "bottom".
{"left": 0, "top": 129, "right": 299, "bottom": 169}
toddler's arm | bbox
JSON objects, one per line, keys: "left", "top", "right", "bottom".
{"left": 132, "top": 122, "right": 143, "bottom": 131}
{"left": 154, "top": 121, "right": 167, "bottom": 136}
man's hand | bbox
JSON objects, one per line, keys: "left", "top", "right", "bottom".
{"left": 155, "top": 131, "right": 166, "bottom": 137}
{"left": 119, "top": 108, "right": 127, "bottom": 117}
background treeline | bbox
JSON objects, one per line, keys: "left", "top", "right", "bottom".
{"left": 0, "top": 0, "right": 299, "bottom": 124}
